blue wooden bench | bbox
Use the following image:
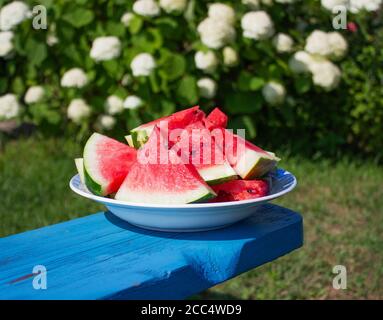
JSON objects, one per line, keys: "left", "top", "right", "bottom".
{"left": 0, "top": 204, "right": 303, "bottom": 300}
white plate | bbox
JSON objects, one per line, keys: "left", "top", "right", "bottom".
{"left": 69, "top": 168, "right": 297, "bottom": 232}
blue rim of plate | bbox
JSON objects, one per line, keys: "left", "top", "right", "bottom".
{"left": 69, "top": 168, "right": 297, "bottom": 209}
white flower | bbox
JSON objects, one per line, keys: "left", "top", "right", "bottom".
{"left": 124, "top": 95, "right": 144, "bottom": 109}
{"left": 310, "top": 59, "right": 341, "bottom": 91}
{"left": 197, "top": 17, "right": 236, "bottom": 49}
{"left": 208, "top": 3, "right": 235, "bottom": 25}
{"left": 197, "top": 78, "right": 217, "bottom": 99}
{"left": 0, "top": 1, "right": 31, "bottom": 31}
{"left": 327, "top": 32, "right": 348, "bottom": 60}
{"left": 242, "top": 0, "right": 260, "bottom": 9}
{"left": 105, "top": 95, "right": 124, "bottom": 115}
{"left": 131, "top": 53, "right": 156, "bottom": 76}
{"left": 121, "top": 12, "right": 135, "bottom": 26}
{"left": 133, "top": 0, "right": 160, "bottom": 17}
{"left": 90, "top": 36, "right": 121, "bottom": 62}
{"left": 305, "top": 30, "right": 332, "bottom": 57}
{"left": 0, "top": 31, "right": 14, "bottom": 57}
{"left": 262, "top": 82, "right": 286, "bottom": 106}
{"left": 273, "top": 33, "right": 294, "bottom": 53}
{"left": 321, "top": 0, "right": 349, "bottom": 11}
{"left": 350, "top": 0, "right": 382, "bottom": 13}
{"left": 160, "top": 0, "right": 188, "bottom": 13}
{"left": 24, "top": 86, "right": 45, "bottom": 104}
{"left": 194, "top": 51, "right": 218, "bottom": 73}
{"left": 0, "top": 94, "right": 20, "bottom": 120}
{"left": 241, "top": 11, "right": 274, "bottom": 40}
{"left": 67, "top": 99, "right": 91, "bottom": 123}
{"left": 223, "top": 46, "right": 238, "bottom": 66}
{"left": 46, "top": 34, "right": 58, "bottom": 46}
{"left": 121, "top": 74, "right": 133, "bottom": 86}
{"left": 99, "top": 115, "right": 116, "bottom": 130}
{"left": 288, "top": 51, "right": 315, "bottom": 74}
{"left": 61, "top": 68, "right": 88, "bottom": 88}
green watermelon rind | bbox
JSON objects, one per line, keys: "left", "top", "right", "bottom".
{"left": 197, "top": 162, "right": 238, "bottom": 186}
{"left": 83, "top": 133, "right": 110, "bottom": 196}
{"left": 84, "top": 166, "right": 104, "bottom": 196}
{"left": 234, "top": 149, "right": 280, "bottom": 179}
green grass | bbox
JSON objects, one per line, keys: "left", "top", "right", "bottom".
{"left": 1, "top": 138, "right": 382, "bottom": 299}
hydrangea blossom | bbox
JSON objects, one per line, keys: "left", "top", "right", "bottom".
{"left": 67, "top": 99, "right": 91, "bottom": 123}
{"left": 262, "top": 82, "right": 286, "bottom": 105}
{"left": 131, "top": 53, "right": 156, "bottom": 76}
{"left": 0, "top": 94, "right": 20, "bottom": 120}
{"left": 90, "top": 36, "right": 121, "bottom": 62}
{"left": 98, "top": 115, "right": 116, "bottom": 130}
{"left": 197, "top": 17, "right": 236, "bottom": 49}
{"left": 0, "top": 31, "right": 14, "bottom": 57}
{"left": 241, "top": 11, "right": 274, "bottom": 40}
{"left": 197, "top": 78, "right": 217, "bottom": 99}
{"left": 124, "top": 95, "right": 144, "bottom": 109}
{"left": 25, "top": 86, "right": 45, "bottom": 104}
{"left": 273, "top": 33, "right": 294, "bottom": 53}
{"left": 0, "top": 1, "right": 31, "bottom": 31}
{"left": 289, "top": 51, "right": 315, "bottom": 74}
{"left": 133, "top": 0, "right": 161, "bottom": 17}
{"left": 159, "top": 0, "right": 188, "bottom": 13}
{"left": 194, "top": 51, "right": 218, "bottom": 73}
{"left": 121, "top": 12, "right": 135, "bottom": 26}
{"left": 223, "top": 47, "right": 239, "bottom": 66}
{"left": 208, "top": 3, "right": 236, "bottom": 25}
{"left": 61, "top": 68, "right": 88, "bottom": 88}
{"left": 310, "top": 59, "right": 341, "bottom": 91}
{"left": 105, "top": 95, "right": 124, "bottom": 115}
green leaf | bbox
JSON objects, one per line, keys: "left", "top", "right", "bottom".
{"left": 159, "top": 53, "right": 186, "bottom": 81}
{"left": 249, "top": 77, "right": 265, "bottom": 91}
{"left": 25, "top": 40, "right": 47, "bottom": 66}
{"left": 131, "top": 28, "right": 163, "bottom": 53}
{"left": 224, "top": 92, "right": 263, "bottom": 115}
{"left": 176, "top": 76, "right": 198, "bottom": 105}
{"left": 62, "top": 9, "right": 94, "bottom": 28}
{"left": 129, "top": 16, "right": 143, "bottom": 34}
{"left": 295, "top": 77, "right": 311, "bottom": 94}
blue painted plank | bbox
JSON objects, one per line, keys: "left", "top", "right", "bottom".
{"left": 0, "top": 204, "right": 303, "bottom": 300}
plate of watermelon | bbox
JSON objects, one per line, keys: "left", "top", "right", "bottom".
{"left": 70, "top": 107, "right": 297, "bottom": 232}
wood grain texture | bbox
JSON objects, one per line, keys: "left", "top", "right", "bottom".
{"left": 0, "top": 204, "right": 303, "bottom": 300}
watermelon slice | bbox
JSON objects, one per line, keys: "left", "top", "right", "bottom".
{"left": 130, "top": 106, "right": 205, "bottom": 147}
{"left": 214, "top": 128, "right": 280, "bottom": 179}
{"left": 115, "top": 127, "right": 216, "bottom": 204}
{"left": 210, "top": 180, "right": 269, "bottom": 202}
{"left": 74, "top": 158, "right": 85, "bottom": 184}
{"left": 83, "top": 133, "right": 137, "bottom": 196}
{"left": 171, "top": 121, "right": 237, "bottom": 185}
{"left": 204, "top": 107, "right": 228, "bottom": 130}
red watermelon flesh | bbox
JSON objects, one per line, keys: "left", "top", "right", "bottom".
{"left": 169, "top": 121, "right": 237, "bottom": 185}
{"left": 83, "top": 133, "right": 137, "bottom": 196}
{"left": 204, "top": 107, "right": 228, "bottom": 130}
{"left": 115, "top": 127, "right": 216, "bottom": 204}
{"left": 210, "top": 180, "right": 269, "bottom": 202}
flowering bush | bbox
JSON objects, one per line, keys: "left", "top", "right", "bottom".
{"left": 0, "top": 0, "right": 382, "bottom": 156}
